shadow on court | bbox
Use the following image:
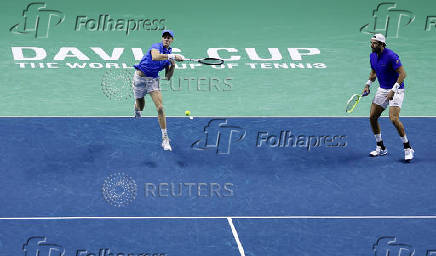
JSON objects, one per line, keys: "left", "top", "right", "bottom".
{"left": 0, "top": 117, "right": 435, "bottom": 255}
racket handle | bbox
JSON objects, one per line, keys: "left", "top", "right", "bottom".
{"left": 362, "top": 89, "right": 370, "bottom": 96}
{"left": 183, "top": 58, "right": 201, "bottom": 62}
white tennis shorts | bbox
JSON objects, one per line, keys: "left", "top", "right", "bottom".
{"left": 132, "top": 73, "right": 160, "bottom": 99}
{"left": 372, "top": 87, "right": 405, "bottom": 109}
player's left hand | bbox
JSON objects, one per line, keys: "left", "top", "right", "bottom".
{"left": 386, "top": 90, "right": 395, "bottom": 101}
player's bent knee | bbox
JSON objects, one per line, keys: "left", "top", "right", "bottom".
{"left": 156, "top": 105, "right": 164, "bottom": 115}
{"left": 390, "top": 118, "right": 399, "bottom": 124}
{"left": 389, "top": 115, "right": 399, "bottom": 123}
{"left": 369, "top": 114, "right": 379, "bottom": 121}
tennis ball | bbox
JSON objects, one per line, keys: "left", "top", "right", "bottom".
{"left": 185, "top": 110, "right": 191, "bottom": 116}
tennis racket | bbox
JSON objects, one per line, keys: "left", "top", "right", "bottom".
{"left": 101, "top": 69, "right": 134, "bottom": 101}
{"left": 183, "top": 57, "right": 224, "bottom": 65}
{"left": 345, "top": 90, "right": 370, "bottom": 113}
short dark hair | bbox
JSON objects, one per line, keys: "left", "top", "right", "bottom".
{"left": 162, "top": 32, "right": 173, "bottom": 38}
{"left": 373, "top": 41, "right": 386, "bottom": 47}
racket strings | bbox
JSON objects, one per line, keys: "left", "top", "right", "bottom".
{"left": 346, "top": 95, "right": 360, "bottom": 113}
{"left": 198, "top": 58, "right": 224, "bottom": 65}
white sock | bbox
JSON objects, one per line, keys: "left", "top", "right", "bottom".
{"left": 161, "top": 129, "right": 168, "bottom": 138}
{"left": 375, "top": 134, "right": 382, "bottom": 142}
{"left": 400, "top": 135, "right": 408, "bottom": 143}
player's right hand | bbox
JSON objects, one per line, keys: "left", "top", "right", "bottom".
{"left": 362, "top": 85, "right": 370, "bottom": 96}
{"left": 175, "top": 55, "right": 184, "bottom": 61}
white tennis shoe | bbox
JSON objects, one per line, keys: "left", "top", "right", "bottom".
{"left": 162, "top": 136, "right": 172, "bottom": 151}
{"left": 369, "top": 146, "right": 388, "bottom": 157}
{"left": 404, "top": 148, "right": 414, "bottom": 162}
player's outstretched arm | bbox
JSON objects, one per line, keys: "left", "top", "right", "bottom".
{"left": 165, "top": 60, "right": 175, "bottom": 80}
{"left": 151, "top": 49, "right": 170, "bottom": 61}
{"left": 151, "top": 49, "right": 183, "bottom": 61}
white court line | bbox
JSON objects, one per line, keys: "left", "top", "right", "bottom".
{"left": 227, "top": 217, "right": 245, "bottom": 256}
{"left": 0, "top": 116, "right": 434, "bottom": 118}
{"left": 2, "top": 216, "right": 436, "bottom": 220}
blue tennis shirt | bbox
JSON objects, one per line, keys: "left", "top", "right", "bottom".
{"left": 370, "top": 48, "right": 404, "bottom": 89}
{"left": 134, "top": 42, "right": 172, "bottom": 78}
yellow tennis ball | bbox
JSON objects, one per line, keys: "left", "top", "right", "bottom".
{"left": 185, "top": 110, "right": 191, "bottom": 116}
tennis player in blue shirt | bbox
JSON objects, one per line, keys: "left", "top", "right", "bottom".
{"left": 362, "top": 33, "right": 414, "bottom": 161}
{"left": 133, "top": 30, "right": 183, "bottom": 151}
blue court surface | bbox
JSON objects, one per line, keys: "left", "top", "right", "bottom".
{"left": 1, "top": 117, "right": 436, "bottom": 256}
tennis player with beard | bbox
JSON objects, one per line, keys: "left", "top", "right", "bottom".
{"left": 133, "top": 30, "right": 183, "bottom": 151}
{"left": 362, "top": 33, "right": 414, "bottom": 162}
